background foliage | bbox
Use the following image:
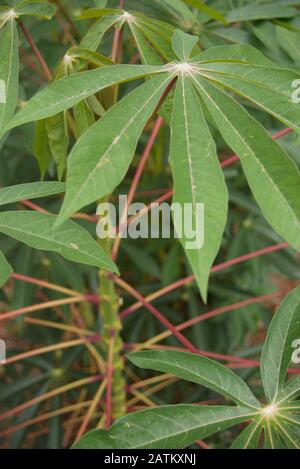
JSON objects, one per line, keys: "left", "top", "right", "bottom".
{"left": 1, "top": 0, "right": 300, "bottom": 449}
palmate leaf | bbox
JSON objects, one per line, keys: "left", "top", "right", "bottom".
{"left": 0, "top": 181, "right": 65, "bottom": 206}
{"left": 128, "top": 350, "right": 261, "bottom": 409}
{"left": 193, "top": 76, "right": 300, "bottom": 253}
{"left": 261, "top": 285, "right": 300, "bottom": 402}
{"left": 170, "top": 75, "right": 228, "bottom": 302}
{"left": 56, "top": 73, "right": 175, "bottom": 224}
{"left": 0, "top": 17, "right": 18, "bottom": 138}
{"left": 73, "top": 405, "right": 257, "bottom": 449}
{"left": 0, "top": 250, "right": 13, "bottom": 287}
{"left": 6, "top": 65, "right": 164, "bottom": 129}
{"left": 0, "top": 211, "right": 118, "bottom": 273}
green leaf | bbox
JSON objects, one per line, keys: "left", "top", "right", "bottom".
{"left": 0, "top": 250, "right": 13, "bottom": 287}
{"left": 128, "top": 350, "right": 261, "bottom": 409}
{"left": 192, "top": 43, "right": 273, "bottom": 66}
{"left": 170, "top": 76, "right": 228, "bottom": 302}
{"left": 230, "top": 420, "right": 262, "bottom": 449}
{"left": 45, "top": 113, "right": 69, "bottom": 180}
{"left": 276, "top": 26, "right": 300, "bottom": 65}
{"left": 0, "top": 181, "right": 65, "bottom": 206}
{"left": 193, "top": 76, "right": 300, "bottom": 253}
{"left": 7, "top": 65, "right": 164, "bottom": 129}
{"left": 226, "top": 2, "right": 297, "bottom": 22}
{"left": 129, "top": 23, "right": 164, "bottom": 65}
{"left": 15, "top": 1, "right": 57, "bottom": 20}
{"left": 134, "top": 18, "right": 177, "bottom": 62}
{"left": 0, "top": 211, "right": 118, "bottom": 273}
{"left": 73, "top": 405, "right": 257, "bottom": 449}
{"left": 0, "top": 18, "right": 19, "bottom": 138}
{"left": 73, "top": 100, "right": 95, "bottom": 138}
{"left": 158, "top": 0, "right": 195, "bottom": 22}
{"left": 80, "top": 13, "right": 121, "bottom": 51}
{"left": 172, "top": 29, "right": 198, "bottom": 61}
{"left": 68, "top": 47, "right": 114, "bottom": 67}
{"left": 261, "top": 285, "right": 300, "bottom": 402}
{"left": 57, "top": 73, "right": 174, "bottom": 224}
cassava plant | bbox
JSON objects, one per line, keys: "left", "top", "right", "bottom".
{"left": 0, "top": 0, "right": 300, "bottom": 450}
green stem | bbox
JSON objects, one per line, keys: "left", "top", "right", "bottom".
{"left": 99, "top": 236, "right": 126, "bottom": 420}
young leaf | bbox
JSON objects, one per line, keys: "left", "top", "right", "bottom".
{"left": 170, "top": 76, "right": 228, "bottom": 302}
{"left": 0, "top": 18, "right": 19, "bottom": 138}
{"left": 57, "top": 73, "right": 174, "bottom": 224}
{"left": 0, "top": 181, "right": 65, "bottom": 206}
{"left": 0, "top": 250, "right": 13, "bottom": 287}
{"left": 7, "top": 65, "right": 164, "bottom": 129}
{"left": 73, "top": 405, "right": 257, "bottom": 449}
{"left": 261, "top": 285, "right": 300, "bottom": 402}
{"left": 0, "top": 211, "right": 118, "bottom": 273}
{"left": 193, "top": 76, "right": 300, "bottom": 253}
{"left": 172, "top": 29, "right": 198, "bottom": 61}
{"left": 128, "top": 350, "right": 261, "bottom": 409}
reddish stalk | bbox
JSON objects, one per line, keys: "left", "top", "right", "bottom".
{"left": 19, "top": 22, "right": 52, "bottom": 81}
{"left": 141, "top": 292, "right": 280, "bottom": 348}
{"left": 114, "top": 275, "right": 200, "bottom": 353}
{"left": 0, "top": 375, "right": 102, "bottom": 422}
{"left": 0, "top": 295, "right": 88, "bottom": 322}
{"left": 197, "top": 440, "right": 211, "bottom": 449}
{"left": 120, "top": 242, "right": 289, "bottom": 319}
{"left": 5, "top": 336, "right": 99, "bottom": 365}
{"left": 11, "top": 272, "right": 82, "bottom": 296}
